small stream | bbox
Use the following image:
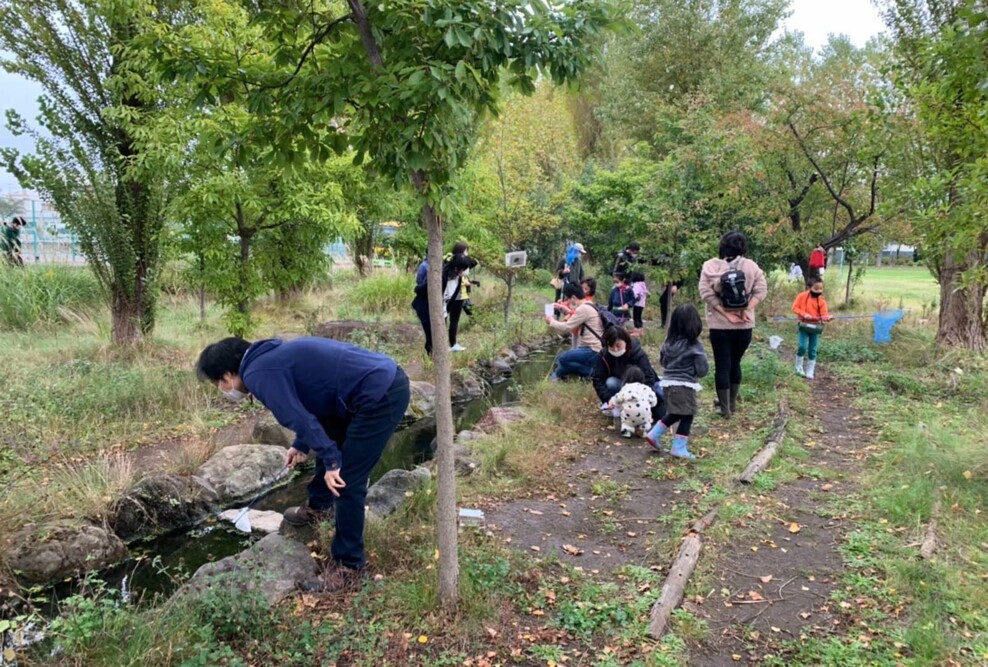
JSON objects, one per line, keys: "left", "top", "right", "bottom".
{"left": 83, "top": 350, "right": 558, "bottom": 603}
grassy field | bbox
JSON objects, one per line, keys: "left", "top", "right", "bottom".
{"left": 846, "top": 265, "right": 939, "bottom": 312}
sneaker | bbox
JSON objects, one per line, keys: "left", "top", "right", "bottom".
{"left": 620, "top": 427, "right": 634, "bottom": 438}
{"left": 450, "top": 344, "right": 466, "bottom": 352}
{"left": 297, "top": 562, "right": 367, "bottom": 593}
{"left": 283, "top": 501, "right": 334, "bottom": 527}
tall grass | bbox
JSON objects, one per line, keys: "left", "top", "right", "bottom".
{"left": 0, "top": 264, "right": 104, "bottom": 330}
{"left": 345, "top": 271, "right": 415, "bottom": 317}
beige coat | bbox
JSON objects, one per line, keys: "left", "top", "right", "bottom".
{"left": 548, "top": 302, "right": 604, "bottom": 351}
{"left": 698, "top": 257, "right": 768, "bottom": 330}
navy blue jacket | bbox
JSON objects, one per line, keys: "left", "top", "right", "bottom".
{"left": 239, "top": 338, "right": 398, "bottom": 469}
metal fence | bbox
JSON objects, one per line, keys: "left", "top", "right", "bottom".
{"left": 2, "top": 196, "right": 83, "bottom": 265}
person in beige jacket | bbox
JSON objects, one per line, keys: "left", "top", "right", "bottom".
{"left": 546, "top": 282, "right": 604, "bottom": 380}
{"left": 698, "top": 231, "right": 768, "bottom": 418}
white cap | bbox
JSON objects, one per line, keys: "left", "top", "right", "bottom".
{"left": 573, "top": 242, "right": 586, "bottom": 254}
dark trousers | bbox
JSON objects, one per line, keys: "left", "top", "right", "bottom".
{"left": 660, "top": 413, "right": 694, "bottom": 436}
{"left": 448, "top": 299, "right": 463, "bottom": 347}
{"left": 709, "top": 328, "right": 753, "bottom": 390}
{"left": 632, "top": 306, "right": 644, "bottom": 329}
{"left": 411, "top": 295, "right": 432, "bottom": 356}
{"left": 308, "top": 368, "right": 411, "bottom": 569}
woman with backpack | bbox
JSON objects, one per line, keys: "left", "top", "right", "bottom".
{"left": 698, "top": 231, "right": 767, "bottom": 419}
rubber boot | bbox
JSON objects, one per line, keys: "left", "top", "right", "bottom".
{"left": 645, "top": 421, "right": 669, "bottom": 452}
{"left": 670, "top": 435, "right": 696, "bottom": 461}
{"left": 716, "top": 388, "right": 732, "bottom": 419}
{"left": 729, "top": 384, "right": 741, "bottom": 414}
{"left": 795, "top": 356, "right": 805, "bottom": 376}
{"left": 806, "top": 360, "right": 816, "bottom": 380}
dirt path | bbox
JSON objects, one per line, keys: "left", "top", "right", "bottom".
{"left": 690, "top": 366, "right": 877, "bottom": 665}
{"left": 484, "top": 398, "right": 703, "bottom": 579}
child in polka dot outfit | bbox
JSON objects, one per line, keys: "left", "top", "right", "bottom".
{"left": 608, "top": 366, "right": 658, "bottom": 438}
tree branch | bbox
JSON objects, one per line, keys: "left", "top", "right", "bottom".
{"left": 256, "top": 13, "right": 354, "bottom": 90}
{"left": 788, "top": 120, "right": 857, "bottom": 224}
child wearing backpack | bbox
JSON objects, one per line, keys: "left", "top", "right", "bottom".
{"left": 608, "top": 272, "right": 633, "bottom": 323}
{"left": 629, "top": 271, "right": 648, "bottom": 333}
{"left": 645, "top": 304, "right": 709, "bottom": 460}
{"left": 608, "top": 366, "right": 658, "bottom": 438}
{"left": 792, "top": 277, "right": 832, "bottom": 380}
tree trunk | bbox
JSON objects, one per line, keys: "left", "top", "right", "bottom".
{"left": 844, "top": 257, "right": 853, "bottom": 305}
{"left": 199, "top": 283, "right": 206, "bottom": 322}
{"left": 237, "top": 219, "right": 253, "bottom": 316}
{"left": 110, "top": 287, "right": 142, "bottom": 344}
{"left": 503, "top": 272, "right": 514, "bottom": 323}
{"left": 935, "top": 248, "right": 986, "bottom": 350}
{"left": 418, "top": 184, "right": 459, "bottom": 613}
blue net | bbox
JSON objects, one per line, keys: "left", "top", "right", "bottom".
{"left": 873, "top": 309, "right": 904, "bottom": 344}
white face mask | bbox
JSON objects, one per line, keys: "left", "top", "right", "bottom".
{"left": 221, "top": 388, "right": 248, "bottom": 403}
{"left": 608, "top": 346, "right": 626, "bottom": 357}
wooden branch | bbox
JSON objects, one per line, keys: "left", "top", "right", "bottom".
{"left": 920, "top": 494, "right": 941, "bottom": 560}
{"left": 739, "top": 399, "right": 790, "bottom": 484}
{"left": 648, "top": 532, "right": 703, "bottom": 639}
{"left": 255, "top": 13, "right": 353, "bottom": 90}
{"left": 690, "top": 506, "right": 720, "bottom": 535}
{"left": 347, "top": 0, "right": 383, "bottom": 69}
{"left": 789, "top": 121, "right": 857, "bottom": 224}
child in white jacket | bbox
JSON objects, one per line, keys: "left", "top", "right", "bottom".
{"left": 608, "top": 366, "right": 658, "bottom": 438}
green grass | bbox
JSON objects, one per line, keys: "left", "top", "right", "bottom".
{"left": 844, "top": 265, "right": 939, "bottom": 312}
{"left": 0, "top": 264, "right": 104, "bottom": 330}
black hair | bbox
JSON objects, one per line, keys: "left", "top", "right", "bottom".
{"left": 196, "top": 337, "right": 252, "bottom": 382}
{"left": 580, "top": 276, "right": 597, "bottom": 297}
{"left": 627, "top": 242, "right": 641, "bottom": 252}
{"left": 629, "top": 271, "right": 646, "bottom": 283}
{"left": 603, "top": 325, "right": 632, "bottom": 349}
{"left": 562, "top": 282, "right": 585, "bottom": 300}
{"left": 719, "top": 231, "right": 748, "bottom": 260}
{"left": 10, "top": 216, "right": 26, "bottom": 227}
{"left": 809, "top": 277, "right": 824, "bottom": 288}
{"left": 613, "top": 271, "right": 626, "bottom": 282}
{"left": 451, "top": 241, "right": 469, "bottom": 255}
{"left": 622, "top": 366, "right": 645, "bottom": 384}
{"left": 666, "top": 304, "right": 703, "bottom": 345}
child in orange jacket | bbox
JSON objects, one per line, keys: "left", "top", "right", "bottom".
{"left": 792, "top": 277, "right": 832, "bottom": 379}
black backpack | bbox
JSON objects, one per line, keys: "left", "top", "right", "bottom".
{"left": 719, "top": 260, "right": 749, "bottom": 310}
{"left": 582, "top": 303, "right": 622, "bottom": 341}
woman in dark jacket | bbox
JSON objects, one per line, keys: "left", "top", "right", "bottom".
{"left": 591, "top": 327, "right": 664, "bottom": 421}
{"left": 411, "top": 253, "right": 476, "bottom": 356}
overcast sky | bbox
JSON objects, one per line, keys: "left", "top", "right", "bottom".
{"left": 0, "top": 1, "right": 888, "bottom": 194}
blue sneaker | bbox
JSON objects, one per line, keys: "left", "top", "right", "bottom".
{"left": 670, "top": 435, "right": 696, "bottom": 461}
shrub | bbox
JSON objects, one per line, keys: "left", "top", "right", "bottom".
{"left": 346, "top": 271, "right": 415, "bottom": 316}
{"left": 0, "top": 264, "right": 104, "bottom": 330}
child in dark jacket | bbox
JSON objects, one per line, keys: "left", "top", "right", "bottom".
{"left": 645, "top": 304, "right": 709, "bottom": 460}
{"left": 607, "top": 273, "right": 634, "bottom": 323}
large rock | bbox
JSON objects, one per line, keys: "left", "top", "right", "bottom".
{"left": 366, "top": 467, "right": 431, "bottom": 518}
{"left": 474, "top": 406, "right": 527, "bottom": 433}
{"left": 251, "top": 416, "right": 294, "bottom": 449}
{"left": 218, "top": 509, "right": 284, "bottom": 534}
{"left": 181, "top": 534, "right": 318, "bottom": 605}
{"left": 313, "top": 320, "right": 421, "bottom": 345}
{"left": 6, "top": 523, "right": 127, "bottom": 584}
{"left": 195, "top": 445, "right": 287, "bottom": 504}
{"left": 406, "top": 381, "right": 436, "bottom": 419}
{"left": 451, "top": 371, "right": 485, "bottom": 402}
{"left": 491, "top": 359, "right": 513, "bottom": 375}
{"left": 109, "top": 474, "right": 215, "bottom": 541}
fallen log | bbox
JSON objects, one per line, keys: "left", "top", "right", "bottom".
{"left": 649, "top": 505, "right": 720, "bottom": 639}
{"left": 648, "top": 532, "right": 702, "bottom": 639}
{"left": 920, "top": 495, "right": 942, "bottom": 560}
{"left": 739, "top": 399, "right": 790, "bottom": 484}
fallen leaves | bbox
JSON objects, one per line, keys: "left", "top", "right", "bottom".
{"left": 561, "top": 544, "right": 583, "bottom": 556}
{"left": 788, "top": 522, "right": 801, "bottom": 534}
{"left": 759, "top": 575, "right": 773, "bottom": 584}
